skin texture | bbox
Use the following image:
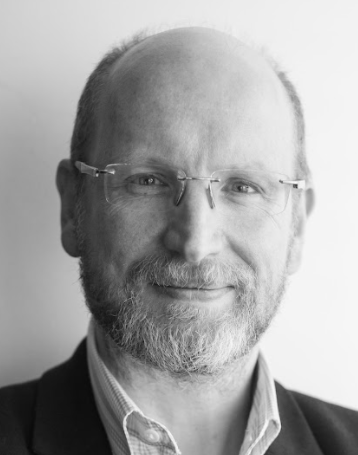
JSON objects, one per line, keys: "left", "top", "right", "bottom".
{"left": 57, "top": 27, "right": 314, "bottom": 455}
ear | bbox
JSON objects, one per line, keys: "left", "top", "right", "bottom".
{"left": 56, "top": 159, "right": 80, "bottom": 257}
{"left": 287, "top": 186, "right": 315, "bottom": 275}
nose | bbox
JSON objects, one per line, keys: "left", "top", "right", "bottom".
{"left": 162, "top": 181, "right": 224, "bottom": 263}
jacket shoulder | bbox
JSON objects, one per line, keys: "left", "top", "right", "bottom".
{"left": 291, "top": 387, "right": 358, "bottom": 454}
{"left": 0, "top": 379, "right": 38, "bottom": 454}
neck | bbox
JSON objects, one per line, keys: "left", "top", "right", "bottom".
{"left": 95, "top": 325, "right": 259, "bottom": 455}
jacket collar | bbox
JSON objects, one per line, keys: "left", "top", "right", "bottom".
{"left": 32, "top": 339, "right": 111, "bottom": 455}
{"left": 267, "top": 382, "right": 323, "bottom": 455}
{"left": 32, "top": 339, "right": 323, "bottom": 455}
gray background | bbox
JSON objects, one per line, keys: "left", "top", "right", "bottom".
{"left": 1, "top": 0, "right": 357, "bottom": 410}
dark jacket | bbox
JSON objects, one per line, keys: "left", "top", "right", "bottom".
{"left": 1, "top": 340, "right": 358, "bottom": 455}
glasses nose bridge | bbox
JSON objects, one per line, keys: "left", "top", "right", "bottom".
{"left": 176, "top": 175, "right": 220, "bottom": 208}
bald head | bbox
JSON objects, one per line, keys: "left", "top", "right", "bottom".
{"left": 71, "top": 27, "right": 308, "bottom": 180}
{"left": 110, "top": 27, "right": 282, "bottom": 90}
{"left": 107, "top": 28, "right": 289, "bottom": 123}
{"left": 109, "top": 27, "right": 279, "bottom": 90}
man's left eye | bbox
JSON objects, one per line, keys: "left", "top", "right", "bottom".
{"left": 231, "top": 182, "right": 257, "bottom": 194}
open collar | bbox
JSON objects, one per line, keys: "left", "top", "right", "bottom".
{"left": 31, "top": 339, "right": 324, "bottom": 455}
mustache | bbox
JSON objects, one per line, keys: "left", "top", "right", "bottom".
{"left": 125, "top": 254, "right": 257, "bottom": 291}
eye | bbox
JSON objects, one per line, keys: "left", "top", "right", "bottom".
{"left": 133, "top": 174, "right": 165, "bottom": 186}
{"left": 124, "top": 172, "right": 171, "bottom": 196}
{"left": 230, "top": 180, "right": 258, "bottom": 194}
{"left": 233, "top": 183, "right": 254, "bottom": 193}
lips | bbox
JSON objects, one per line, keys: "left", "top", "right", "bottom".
{"left": 151, "top": 283, "right": 234, "bottom": 301}
{"left": 151, "top": 281, "right": 233, "bottom": 290}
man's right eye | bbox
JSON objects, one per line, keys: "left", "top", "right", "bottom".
{"left": 133, "top": 174, "right": 165, "bottom": 186}
{"left": 124, "top": 173, "right": 170, "bottom": 196}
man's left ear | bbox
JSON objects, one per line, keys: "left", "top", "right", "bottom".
{"left": 287, "top": 187, "right": 315, "bottom": 275}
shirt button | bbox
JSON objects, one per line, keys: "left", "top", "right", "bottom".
{"left": 144, "top": 428, "right": 161, "bottom": 443}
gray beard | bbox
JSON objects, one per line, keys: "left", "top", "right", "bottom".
{"left": 79, "top": 250, "right": 288, "bottom": 379}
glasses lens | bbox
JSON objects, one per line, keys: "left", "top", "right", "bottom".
{"left": 104, "top": 165, "right": 292, "bottom": 217}
{"left": 104, "top": 164, "right": 181, "bottom": 211}
{"left": 211, "top": 169, "right": 291, "bottom": 216}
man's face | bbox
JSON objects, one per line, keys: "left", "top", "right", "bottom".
{"left": 75, "top": 30, "right": 302, "bottom": 377}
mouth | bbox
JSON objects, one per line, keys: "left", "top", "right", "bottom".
{"left": 150, "top": 283, "right": 234, "bottom": 301}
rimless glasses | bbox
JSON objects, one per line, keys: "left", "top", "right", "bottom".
{"left": 75, "top": 161, "right": 305, "bottom": 216}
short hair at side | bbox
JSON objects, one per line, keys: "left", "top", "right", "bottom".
{"left": 70, "top": 29, "right": 311, "bottom": 183}
{"left": 275, "top": 68, "right": 310, "bottom": 182}
{"left": 70, "top": 32, "right": 148, "bottom": 165}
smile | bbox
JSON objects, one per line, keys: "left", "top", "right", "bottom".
{"left": 151, "top": 284, "right": 234, "bottom": 301}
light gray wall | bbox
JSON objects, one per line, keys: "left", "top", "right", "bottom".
{"left": 1, "top": 0, "right": 357, "bottom": 410}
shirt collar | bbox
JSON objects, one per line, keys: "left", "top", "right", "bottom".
{"left": 87, "top": 319, "right": 281, "bottom": 455}
{"left": 87, "top": 320, "right": 180, "bottom": 454}
{"left": 239, "top": 353, "right": 281, "bottom": 455}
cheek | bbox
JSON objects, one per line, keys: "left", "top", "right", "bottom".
{"left": 228, "top": 211, "right": 293, "bottom": 279}
{"left": 90, "top": 204, "right": 166, "bottom": 276}
{"left": 261, "top": 220, "right": 293, "bottom": 278}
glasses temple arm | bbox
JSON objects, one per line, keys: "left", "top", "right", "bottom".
{"left": 279, "top": 179, "right": 306, "bottom": 190}
{"left": 75, "top": 161, "right": 115, "bottom": 177}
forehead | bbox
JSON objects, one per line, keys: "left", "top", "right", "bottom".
{"left": 94, "top": 30, "right": 296, "bottom": 175}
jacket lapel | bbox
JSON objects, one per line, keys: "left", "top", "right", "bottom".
{"left": 266, "top": 382, "right": 324, "bottom": 455}
{"left": 31, "top": 341, "right": 327, "bottom": 455}
{"left": 32, "top": 339, "right": 111, "bottom": 455}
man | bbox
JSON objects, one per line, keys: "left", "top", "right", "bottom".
{"left": 1, "top": 27, "right": 357, "bottom": 455}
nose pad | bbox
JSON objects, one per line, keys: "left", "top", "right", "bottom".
{"left": 174, "top": 179, "right": 186, "bottom": 206}
{"left": 208, "top": 181, "right": 216, "bottom": 209}
{"left": 175, "top": 177, "right": 218, "bottom": 209}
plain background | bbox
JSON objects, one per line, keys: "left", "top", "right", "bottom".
{"left": 1, "top": 0, "right": 357, "bottom": 410}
